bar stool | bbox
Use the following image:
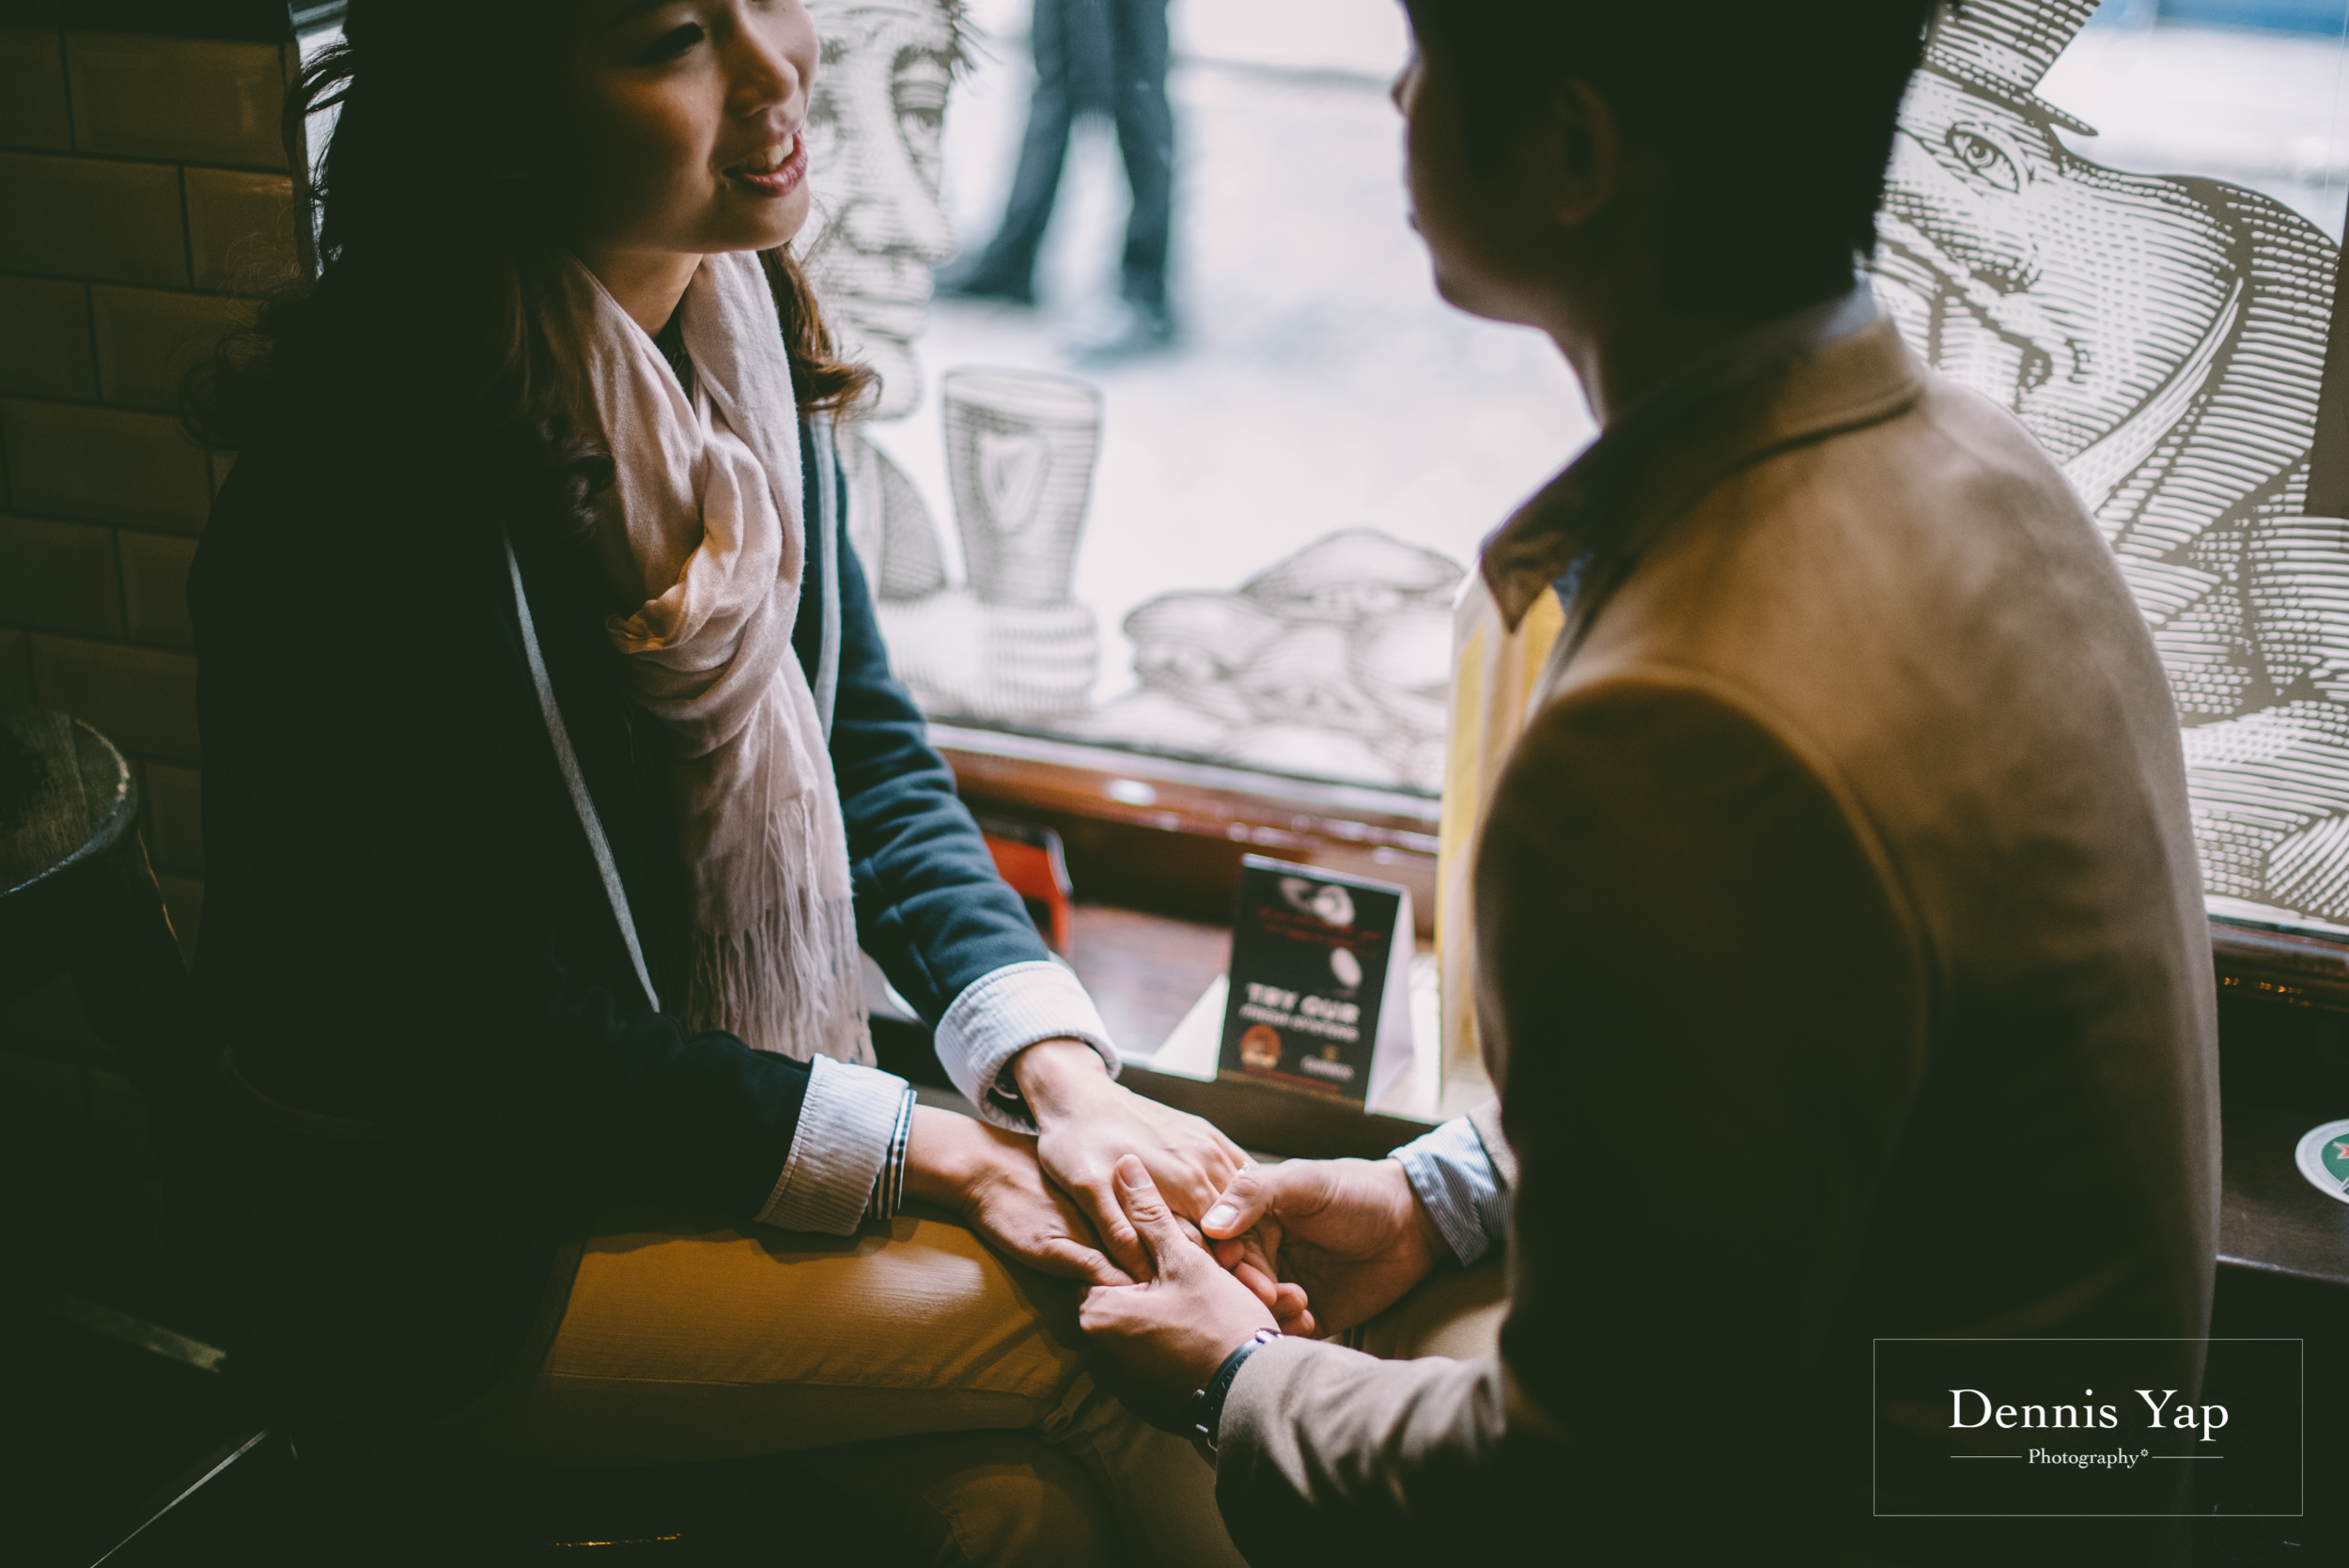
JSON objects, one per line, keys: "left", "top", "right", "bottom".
{"left": 0, "top": 706, "right": 201, "bottom": 1152}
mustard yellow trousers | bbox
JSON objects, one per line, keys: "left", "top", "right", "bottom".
{"left": 417, "top": 1203, "right": 1234, "bottom": 1567}
{"left": 417, "top": 1202, "right": 1506, "bottom": 1567}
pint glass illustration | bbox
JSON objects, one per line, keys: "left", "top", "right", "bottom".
{"left": 941, "top": 367, "right": 1104, "bottom": 611}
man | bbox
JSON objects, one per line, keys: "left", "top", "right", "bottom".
{"left": 935, "top": 0, "right": 1178, "bottom": 359}
{"left": 1080, "top": 2, "right": 2219, "bottom": 1561}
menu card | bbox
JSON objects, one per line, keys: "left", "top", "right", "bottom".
{"left": 1218, "top": 856, "right": 1416, "bottom": 1107}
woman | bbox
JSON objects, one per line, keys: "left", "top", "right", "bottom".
{"left": 181, "top": 0, "right": 1262, "bottom": 1559}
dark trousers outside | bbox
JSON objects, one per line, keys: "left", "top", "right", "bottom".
{"left": 957, "top": 0, "right": 1173, "bottom": 310}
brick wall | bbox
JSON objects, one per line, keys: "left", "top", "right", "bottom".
{"left": 0, "top": 23, "right": 301, "bottom": 960}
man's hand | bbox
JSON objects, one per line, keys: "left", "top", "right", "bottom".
{"left": 1079, "top": 1157, "right": 1280, "bottom": 1419}
{"left": 1202, "top": 1157, "right": 1446, "bottom": 1337}
{"left": 1017, "top": 1039, "right": 1248, "bottom": 1279}
{"left": 905, "top": 1106, "right": 1133, "bottom": 1286}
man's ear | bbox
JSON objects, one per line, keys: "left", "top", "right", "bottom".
{"left": 1538, "top": 78, "right": 1621, "bottom": 229}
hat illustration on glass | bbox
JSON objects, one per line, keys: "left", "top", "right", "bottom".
{"left": 1922, "top": 0, "right": 2098, "bottom": 135}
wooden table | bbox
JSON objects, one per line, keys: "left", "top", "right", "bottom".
{"left": 1056, "top": 901, "right": 2349, "bottom": 1281}
{"left": 2211, "top": 993, "right": 2349, "bottom": 1292}
{"left": 2220, "top": 1096, "right": 2349, "bottom": 1289}
{"left": 1063, "top": 904, "right": 1230, "bottom": 1057}
{"left": 1056, "top": 903, "right": 1444, "bottom": 1159}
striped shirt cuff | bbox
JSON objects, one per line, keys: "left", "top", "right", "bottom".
{"left": 756, "top": 1055, "right": 910, "bottom": 1234}
{"left": 933, "top": 960, "right": 1120, "bottom": 1132}
{"left": 1393, "top": 1114, "right": 1509, "bottom": 1266}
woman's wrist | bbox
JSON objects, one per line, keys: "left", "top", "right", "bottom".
{"left": 904, "top": 1104, "right": 1008, "bottom": 1209}
{"left": 1011, "top": 1036, "right": 1115, "bottom": 1121}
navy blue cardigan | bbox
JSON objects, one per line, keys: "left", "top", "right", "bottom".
{"left": 185, "top": 408, "right": 1049, "bottom": 1415}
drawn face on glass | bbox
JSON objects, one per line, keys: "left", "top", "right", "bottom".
{"left": 800, "top": 0, "right": 957, "bottom": 421}
{"left": 1875, "top": 70, "right": 2236, "bottom": 485}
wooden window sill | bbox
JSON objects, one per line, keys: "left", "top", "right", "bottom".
{"left": 933, "top": 727, "right": 2349, "bottom": 1281}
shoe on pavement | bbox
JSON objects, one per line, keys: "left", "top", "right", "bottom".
{"left": 1066, "top": 299, "right": 1176, "bottom": 365}
{"left": 933, "top": 258, "right": 1036, "bottom": 306}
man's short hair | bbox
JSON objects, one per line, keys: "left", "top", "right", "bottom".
{"left": 1403, "top": 0, "right": 1940, "bottom": 313}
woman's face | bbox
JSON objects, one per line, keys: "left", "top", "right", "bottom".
{"left": 548, "top": 0, "right": 822, "bottom": 261}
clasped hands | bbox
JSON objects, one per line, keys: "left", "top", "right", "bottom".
{"left": 907, "top": 1038, "right": 1447, "bottom": 1412}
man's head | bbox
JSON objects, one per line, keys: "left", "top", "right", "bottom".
{"left": 1394, "top": 0, "right": 1938, "bottom": 330}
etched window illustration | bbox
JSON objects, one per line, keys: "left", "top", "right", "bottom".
{"left": 800, "top": 0, "right": 1574, "bottom": 793}
{"left": 799, "top": 0, "right": 1108, "bottom": 724}
{"left": 1877, "top": 0, "right": 2349, "bottom": 929}
{"left": 804, "top": 0, "right": 2349, "bottom": 935}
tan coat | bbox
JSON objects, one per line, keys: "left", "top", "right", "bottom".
{"left": 1215, "top": 317, "right": 2218, "bottom": 1565}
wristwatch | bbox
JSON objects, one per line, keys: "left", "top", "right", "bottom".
{"left": 1190, "top": 1327, "right": 1280, "bottom": 1457}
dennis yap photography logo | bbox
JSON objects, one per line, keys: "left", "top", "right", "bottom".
{"left": 1945, "top": 1385, "right": 2225, "bottom": 1467}
{"left": 1873, "top": 1338, "right": 2303, "bottom": 1518}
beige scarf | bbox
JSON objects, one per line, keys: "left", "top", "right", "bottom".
{"left": 567, "top": 250, "right": 871, "bottom": 1064}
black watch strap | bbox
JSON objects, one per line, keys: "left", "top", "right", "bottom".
{"left": 1190, "top": 1328, "right": 1279, "bottom": 1455}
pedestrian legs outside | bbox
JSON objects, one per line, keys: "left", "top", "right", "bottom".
{"left": 941, "top": 0, "right": 1175, "bottom": 351}
{"left": 1106, "top": 0, "right": 1172, "bottom": 312}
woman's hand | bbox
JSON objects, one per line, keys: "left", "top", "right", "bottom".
{"left": 904, "top": 1106, "right": 1134, "bottom": 1286}
{"left": 1015, "top": 1039, "right": 1249, "bottom": 1280}
{"left": 1201, "top": 1157, "right": 1445, "bottom": 1337}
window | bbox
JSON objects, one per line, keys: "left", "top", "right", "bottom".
{"left": 815, "top": 0, "right": 2349, "bottom": 939}
{"left": 801, "top": 0, "right": 1579, "bottom": 804}
{"left": 1885, "top": 0, "right": 2349, "bottom": 934}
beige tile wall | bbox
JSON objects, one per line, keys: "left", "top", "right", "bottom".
{"left": 1, "top": 24, "right": 302, "bottom": 958}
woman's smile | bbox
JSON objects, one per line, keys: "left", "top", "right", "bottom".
{"left": 725, "top": 127, "right": 806, "bottom": 197}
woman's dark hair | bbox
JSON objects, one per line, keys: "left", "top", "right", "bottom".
{"left": 185, "top": 0, "right": 874, "bottom": 538}
{"left": 1401, "top": 0, "right": 1942, "bottom": 315}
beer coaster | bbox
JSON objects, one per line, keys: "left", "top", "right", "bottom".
{"left": 2292, "top": 1119, "right": 2349, "bottom": 1206}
